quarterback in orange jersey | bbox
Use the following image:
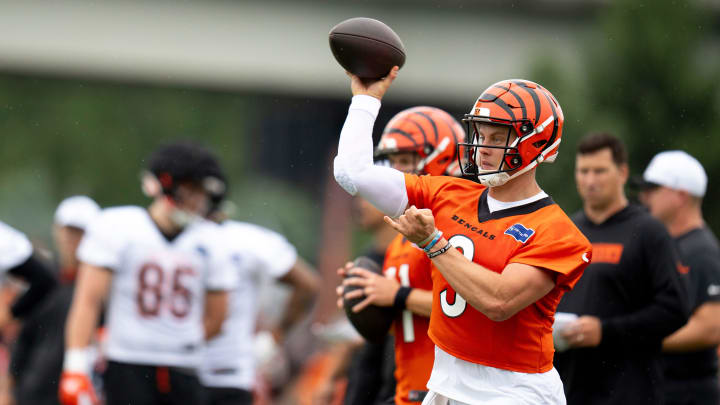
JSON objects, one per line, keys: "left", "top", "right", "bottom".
{"left": 340, "top": 106, "right": 465, "bottom": 404}
{"left": 333, "top": 67, "right": 591, "bottom": 405}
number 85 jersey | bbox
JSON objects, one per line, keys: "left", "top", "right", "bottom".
{"left": 77, "top": 206, "right": 237, "bottom": 369}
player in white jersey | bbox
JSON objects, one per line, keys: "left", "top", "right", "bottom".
{"left": 0, "top": 221, "right": 56, "bottom": 326}
{"left": 200, "top": 212, "right": 320, "bottom": 404}
{"left": 60, "top": 142, "right": 237, "bottom": 405}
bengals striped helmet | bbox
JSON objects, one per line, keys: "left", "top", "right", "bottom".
{"left": 460, "top": 79, "right": 564, "bottom": 187}
{"left": 375, "top": 106, "right": 465, "bottom": 176}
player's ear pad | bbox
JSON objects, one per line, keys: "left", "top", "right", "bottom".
{"left": 343, "top": 256, "right": 397, "bottom": 343}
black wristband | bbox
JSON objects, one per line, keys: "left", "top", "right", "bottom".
{"left": 393, "top": 286, "right": 413, "bottom": 311}
{"left": 427, "top": 242, "right": 454, "bottom": 259}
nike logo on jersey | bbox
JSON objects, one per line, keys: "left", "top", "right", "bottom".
{"left": 504, "top": 224, "right": 535, "bottom": 243}
{"left": 708, "top": 284, "right": 720, "bottom": 296}
{"left": 582, "top": 252, "right": 590, "bottom": 263}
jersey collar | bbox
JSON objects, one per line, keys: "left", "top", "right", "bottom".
{"left": 476, "top": 188, "right": 555, "bottom": 223}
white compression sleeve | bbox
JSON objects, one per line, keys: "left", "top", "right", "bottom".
{"left": 333, "top": 95, "right": 409, "bottom": 218}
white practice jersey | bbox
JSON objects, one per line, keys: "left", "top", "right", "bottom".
{"left": 77, "top": 206, "right": 237, "bottom": 369}
{"left": 200, "top": 220, "right": 297, "bottom": 389}
{"left": 0, "top": 221, "right": 32, "bottom": 274}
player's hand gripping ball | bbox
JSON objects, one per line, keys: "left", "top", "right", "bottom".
{"left": 343, "top": 256, "right": 396, "bottom": 343}
{"left": 329, "top": 17, "right": 406, "bottom": 79}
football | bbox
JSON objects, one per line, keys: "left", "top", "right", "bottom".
{"left": 328, "top": 17, "right": 406, "bottom": 79}
{"left": 343, "top": 256, "right": 396, "bottom": 343}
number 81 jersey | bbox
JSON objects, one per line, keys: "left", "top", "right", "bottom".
{"left": 383, "top": 234, "right": 435, "bottom": 405}
{"left": 77, "top": 206, "right": 237, "bottom": 369}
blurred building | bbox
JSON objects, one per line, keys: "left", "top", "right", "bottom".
{"left": 1, "top": 0, "right": 719, "bottom": 336}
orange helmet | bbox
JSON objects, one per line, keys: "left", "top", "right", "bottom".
{"left": 460, "top": 79, "right": 564, "bottom": 187}
{"left": 375, "top": 106, "right": 465, "bottom": 176}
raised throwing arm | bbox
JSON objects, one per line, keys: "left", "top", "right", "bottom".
{"left": 333, "top": 68, "right": 409, "bottom": 217}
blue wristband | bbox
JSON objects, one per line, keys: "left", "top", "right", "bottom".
{"left": 417, "top": 229, "right": 438, "bottom": 249}
{"left": 423, "top": 230, "right": 443, "bottom": 252}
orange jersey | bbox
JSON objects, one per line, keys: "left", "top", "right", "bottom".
{"left": 383, "top": 234, "right": 434, "bottom": 405}
{"left": 404, "top": 174, "right": 591, "bottom": 373}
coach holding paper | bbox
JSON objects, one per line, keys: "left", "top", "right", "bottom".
{"left": 554, "top": 133, "right": 689, "bottom": 405}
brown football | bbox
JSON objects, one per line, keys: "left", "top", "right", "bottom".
{"left": 343, "top": 256, "right": 396, "bottom": 343}
{"left": 329, "top": 17, "right": 406, "bottom": 79}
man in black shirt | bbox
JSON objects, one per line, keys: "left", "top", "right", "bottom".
{"left": 0, "top": 222, "right": 57, "bottom": 329}
{"left": 638, "top": 150, "right": 720, "bottom": 405}
{"left": 0, "top": 220, "right": 57, "bottom": 405}
{"left": 10, "top": 196, "right": 100, "bottom": 405}
{"left": 554, "top": 133, "right": 689, "bottom": 405}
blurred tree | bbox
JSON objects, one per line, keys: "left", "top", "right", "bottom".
{"left": 0, "top": 76, "right": 319, "bottom": 260}
{"left": 588, "top": 0, "right": 719, "bottom": 165}
{"left": 532, "top": 0, "right": 720, "bottom": 230}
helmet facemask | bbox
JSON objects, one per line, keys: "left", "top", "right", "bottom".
{"left": 458, "top": 118, "right": 526, "bottom": 187}
{"left": 145, "top": 141, "right": 228, "bottom": 228}
{"left": 166, "top": 180, "right": 219, "bottom": 228}
{"left": 143, "top": 170, "right": 226, "bottom": 229}
{"left": 374, "top": 106, "right": 465, "bottom": 177}
{"left": 374, "top": 145, "right": 425, "bottom": 175}
{"left": 375, "top": 138, "right": 463, "bottom": 177}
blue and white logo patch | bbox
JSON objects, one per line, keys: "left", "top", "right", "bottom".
{"left": 504, "top": 223, "right": 535, "bottom": 243}
{"left": 195, "top": 245, "right": 208, "bottom": 257}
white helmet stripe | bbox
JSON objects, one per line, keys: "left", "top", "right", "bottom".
{"left": 520, "top": 115, "right": 555, "bottom": 142}
{"left": 417, "top": 137, "right": 450, "bottom": 172}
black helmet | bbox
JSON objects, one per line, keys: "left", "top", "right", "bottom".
{"left": 147, "top": 141, "right": 227, "bottom": 209}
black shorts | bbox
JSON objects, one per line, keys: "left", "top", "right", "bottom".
{"left": 664, "top": 376, "right": 719, "bottom": 405}
{"left": 103, "top": 360, "right": 203, "bottom": 405}
{"left": 203, "top": 386, "right": 253, "bottom": 405}
{"left": 343, "top": 335, "right": 396, "bottom": 405}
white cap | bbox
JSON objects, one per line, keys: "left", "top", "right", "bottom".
{"left": 642, "top": 150, "right": 707, "bottom": 197}
{"left": 54, "top": 196, "right": 101, "bottom": 230}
